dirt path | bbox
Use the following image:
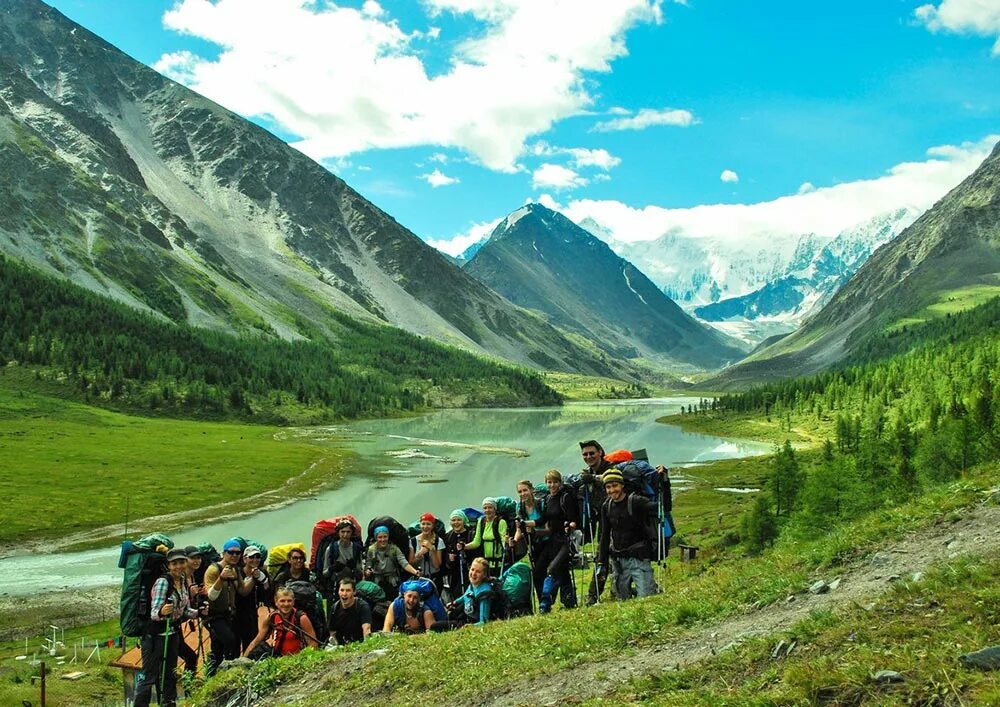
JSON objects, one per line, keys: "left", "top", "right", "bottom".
{"left": 481, "top": 499, "right": 1000, "bottom": 706}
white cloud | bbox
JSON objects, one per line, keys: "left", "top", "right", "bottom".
{"left": 421, "top": 168, "right": 460, "bottom": 187}
{"left": 426, "top": 217, "right": 501, "bottom": 256}
{"left": 915, "top": 0, "right": 1000, "bottom": 55}
{"left": 797, "top": 181, "right": 816, "bottom": 194}
{"left": 536, "top": 193, "right": 562, "bottom": 211}
{"left": 720, "top": 169, "right": 739, "bottom": 183}
{"left": 429, "top": 153, "right": 449, "bottom": 163}
{"left": 155, "top": 0, "right": 664, "bottom": 172}
{"left": 558, "top": 135, "right": 999, "bottom": 245}
{"left": 532, "top": 163, "right": 589, "bottom": 190}
{"left": 530, "top": 141, "right": 621, "bottom": 170}
{"left": 592, "top": 107, "right": 698, "bottom": 132}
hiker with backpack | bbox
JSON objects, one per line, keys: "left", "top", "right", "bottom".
{"left": 134, "top": 548, "right": 203, "bottom": 707}
{"left": 365, "top": 525, "right": 421, "bottom": 598}
{"left": 242, "top": 587, "right": 319, "bottom": 659}
{"left": 321, "top": 519, "right": 365, "bottom": 587}
{"left": 538, "top": 469, "right": 580, "bottom": 613}
{"left": 432, "top": 557, "right": 495, "bottom": 631}
{"left": 462, "top": 498, "right": 509, "bottom": 578}
{"left": 274, "top": 548, "right": 311, "bottom": 588}
{"left": 442, "top": 509, "right": 474, "bottom": 602}
{"left": 382, "top": 585, "right": 436, "bottom": 634}
{"left": 596, "top": 469, "right": 657, "bottom": 600}
{"left": 203, "top": 538, "right": 255, "bottom": 676}
{"left": 328, "top": 577, "right": 372, "bottom": 645}
{"left": 513, "top": 479, "right": 548, "bottom": 607}
{"left": 409, "top": 512, "right": 445, "bottom": 590}
{"left": 235, "top": 545, "right": 271, "bottom": 653}
{"left": 579, "top": 439, "right": 613, "bottom": 604}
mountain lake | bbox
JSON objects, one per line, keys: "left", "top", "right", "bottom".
{"left": 0, "top": 397, "right": 768, "bottom": 596}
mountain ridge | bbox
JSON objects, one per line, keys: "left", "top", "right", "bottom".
{"left": 0, "top": 0, "right": 621, "bottom": 377}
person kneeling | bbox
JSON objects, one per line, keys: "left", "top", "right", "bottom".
{"left": 242, "top": 587, "right": 318, "bottom": 660}
{"left": 431, "top": 557, "right": 493, "bottom": 631}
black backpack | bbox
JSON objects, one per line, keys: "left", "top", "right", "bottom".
{"left": 285, "top": 579, "right": 328, "bottom": 644}
{"left": 365, "top": 516, "right": 410, "bottom": 559}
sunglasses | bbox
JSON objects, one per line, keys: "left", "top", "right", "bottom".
{"left": 290, "top": 555, "right": 305, "bottom": 561}
{"left": 225, "top": 550, "right": 243, "bottom": 556}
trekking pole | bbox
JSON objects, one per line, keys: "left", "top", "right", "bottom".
{"left": 565, "top": 523, "right": 578, "bottom": 608}
{"left": 524, "top": 529, "right": 537, "bottom": 615}
{"left": 196, "top": 618, "right": 206, "bottom": 670}
{"left": 159, "top": 616, "right": 172, "bottom": 701}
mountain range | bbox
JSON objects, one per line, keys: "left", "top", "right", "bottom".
{"left": 0, "top": 0, "right": 628, "bottom": 378}
{"left": 710, "top": 139, "right": 1000, "bottom": 387}
{"left": 463, "top": 204, "right": 746, "bottom": 370}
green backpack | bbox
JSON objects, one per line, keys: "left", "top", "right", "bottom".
{"left": 118, "top": 533, "right": 174, "bottom": 637}
{"left": 500, "top": 561, "right": 532, "bottom": 612}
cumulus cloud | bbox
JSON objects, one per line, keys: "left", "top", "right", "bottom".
{"left": 154, "top": 0, "right": 663, "bottom": 172}
{"left": 427, "top": 135, "right": 998, "bottom": 257}
{"left": 532, "top": 163, "right": 589, "bottom": 190}
{"left": 720, "top": 169, "right": 739, "bottom": 183}
{"left": 421, "top": 168, "right": 460, "bottom": 187}
{"left": 592, "top": 107, "right": 698, "bottom": 132}
{"left": 915, "top": 0, "right": 1000, "bottom": 54}
{"left": 530, "top": 142, "right": 621, "bottom": 170}
{"left": 425, "top": 217, "right": 501, "bottom": 257}
{"left": 557, "top": 135, "right": 999, "bottom": 245}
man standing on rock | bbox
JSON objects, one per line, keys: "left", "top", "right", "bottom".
{"left": 597, "top": 469, "right": 657, "bottom": 600}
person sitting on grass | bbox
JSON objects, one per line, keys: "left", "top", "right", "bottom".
{"left": 382, "top": 586, "right": 435, "bottom": 634}
{"left": 242, "top": 587, "right": 318, "bottom": 659}
{"left": 431, "top": 557, "right": 494, "bottom": 631}
{"left": 328, "top": 578, "right": 372, "bottom": 645}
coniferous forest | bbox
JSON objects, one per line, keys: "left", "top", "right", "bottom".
{"left": 0, "top": 255, "right": 561, "bottom": 421}
{"left": 700, "top": 297, "right": 1000, "bottom": 553}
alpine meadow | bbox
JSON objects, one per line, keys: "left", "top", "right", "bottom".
{"left": 1, "top": 1, "right": 1000, "bottom": 706}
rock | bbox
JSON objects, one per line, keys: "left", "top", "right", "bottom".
{"left": 942, "top": 536, "right": 956, "bottom": 546}
{"left": 910, "top": 572, "right": 924, "bottom": 582}
{"left": 771, "top": 640, "right": 788, "bottom": 659}
{"left": 785, "top": 594, "right": 797, "bottom": 604}
{"left": 870, "top": 551, "right": 893, "bottom": 568}
{"left": 887, "top": 574, "right": 901, "bottom": 583}
{"left": 809, "top": 580, "right": 829, "bottom": 594}
{"left": 872, "top": 670, "right": 905, "bottom": 684}
{"left": 828, "top": 577, "right": 842, "bottom": 591}
{"left": 946, "top": 540, "right": 960, "bottom": 552}
{"left": 959, "top": 646, "right": 1000, "bottom": 671}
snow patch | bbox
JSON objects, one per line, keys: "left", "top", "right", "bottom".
{"left": 622, "top": 268, "right": 648, "bottom": 305}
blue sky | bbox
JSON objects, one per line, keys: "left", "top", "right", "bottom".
{"left": 46, "top": 0, "right": 1000, "bottom": 252}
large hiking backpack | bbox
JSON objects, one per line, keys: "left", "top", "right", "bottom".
{"left": 118, "top": 533, "right": 173, "bottom": 637}
{"left": 268, "top": 542, "right": 307, "bottom": 578}
{"left": 614, "top": 459, "right": 661, "bottom": 504}
{"left": 484, "top": 578, "right": 511, "bottom": 620}
{"left": 493, "top": 496, "right": 518, "bottom": 524}
{"left": 365, "top": 516, "right": 410, "bottom": 558}
{"left": 499, "top": 562, "right": 532, "bottom": 616}
{"left": 196, "top": 542, "right": 221, "bottom": 565}
{"left": 398, "top": 577, "right": 448, "bottom": 621}
{"left": 285, "top": 579, "right": 328, "bottom": 643}
{"left": 312, "top": 515, "right": 362, "bottom": 586}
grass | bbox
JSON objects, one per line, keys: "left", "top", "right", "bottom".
{"left": 541, "top": 371, "right": 653, "bottom": 400}
{"left": 0, "top": 618, "right": 124, "bottom": 707}
{"left": 657, "top": 410, "right": 832, "bottom": 448}
{"left": 188, "top": 461, "right": 999, "bottom": 707}
{"left": 0, "top": 371, "right": 351, "bottom": 549}
{"left": 886, "top": 283, "right": 1000, "bottom": 332}
{"left": 597, "top": 549, "right": 1000, "bottom": 705}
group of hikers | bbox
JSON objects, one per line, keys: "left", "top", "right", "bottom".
{"left": 123, "top": 440, "right": 674, "bottom": 707}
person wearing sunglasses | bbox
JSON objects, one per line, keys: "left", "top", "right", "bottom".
{"left": 274, "top": 549, "right": 311, "bottom": 588}
{"left": 202, "top": 538, "right": 255, "bottom": 676}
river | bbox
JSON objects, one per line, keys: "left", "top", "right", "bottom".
{"left": 0, "top": 398, "right": 767, "bottom": 596}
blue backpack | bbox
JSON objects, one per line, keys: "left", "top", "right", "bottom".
{"left": 397, "top": 578, "right": 448, "bottom": 622}
{"left": 615, "top": 459, "right": 662, "bottom": 504}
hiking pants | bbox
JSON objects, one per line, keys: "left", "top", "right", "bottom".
{"left": 541, "top": 539, "right": 576, "bottom": 608}
{"left": 134, "top": 625, "right": 180, "bottom": 707}
{"left": 612, "top": 557, "right": 655, "bottom": 599}
{"left": 205, "top": 616, "right": 240, "bottom": 677}
{"left": 177, "top": 632, "right": 199, "bottom": 674}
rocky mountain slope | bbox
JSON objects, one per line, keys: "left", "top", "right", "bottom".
{"left": 464, "top": 204, "right": 746, "bottom": 371}
{"left": 0, "top": 0, "right": 619, "bottom": 376}
{"left": 710, "top": 140, "right": 1000, "bottom": 387}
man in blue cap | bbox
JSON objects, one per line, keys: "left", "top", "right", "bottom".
{"left": 202, "top": 538, "right": 255, "bottom": 676}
